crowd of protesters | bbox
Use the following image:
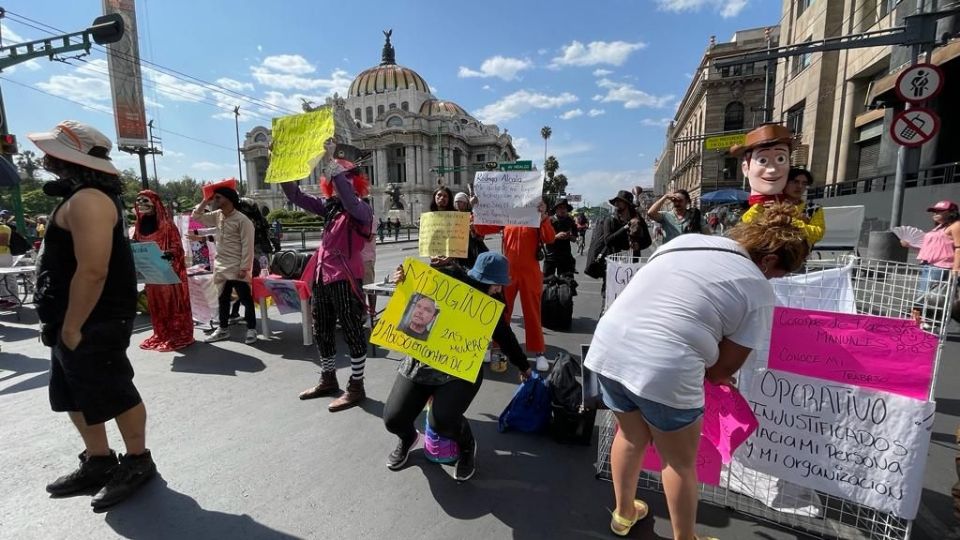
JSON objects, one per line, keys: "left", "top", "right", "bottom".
{"left": 15, "top": 117, "right": 932, "bottom": 540}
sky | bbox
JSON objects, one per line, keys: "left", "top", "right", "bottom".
{"left": 1, "top": 0, "right": 781, "bottom": 205}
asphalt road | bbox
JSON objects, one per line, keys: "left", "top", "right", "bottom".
{"left": 1, "top": 239, "right": 959, "bottom": 539}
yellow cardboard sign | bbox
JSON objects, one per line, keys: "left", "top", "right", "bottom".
{"left": 418, "top": 212, "right": 471, "bottom": 258}
{"left": 265, "top": 109, "right": 335, "bottom": 184}
{"left": 370, "top": 258, "right": 504, "bottom": 383}
{"left": 704, "top": 133, "right": 746, "bottom": 151}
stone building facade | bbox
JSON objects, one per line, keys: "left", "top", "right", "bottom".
{"left": 773, "top": 0, "right": 960, "bottom": 187}
{"left": 241, "top": 32, "right": 519, "bottom": 224}
{"left": 662, "top": 27, "right": 780, "bottom": 201}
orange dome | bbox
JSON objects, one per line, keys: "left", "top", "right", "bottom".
{"left": 348, "top": 64, "right": 430, "bottom": 97}
{"left": 419, "top": 99, "right": 469, "bottom": 118}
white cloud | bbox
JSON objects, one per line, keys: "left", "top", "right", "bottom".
{"left": 192, "top": 161, "right": 231, "bottom": 172}
{"left": 164, "top": 149, "right": 186, "bottom": 158}
{"left": 594, "top": 79, "right": 674, "bottom": 109}
{"left": 458, "top": 56, "right": 533, "bottom": 81}
{"left": 567, "top": 168, "right": 654, "bottom": 203}
{"left": 550, "top": 40, "right": 646, "bottom": 68}
{"left": 482, "top": 84, "right": 492, "bottom": 91}
{"left": 256, "top": 44, "right": 263, "bottom": 52}
{"left": 593, "top": 69, "right": 613, "bottom": 77}
{"left": 588, "top": 108, "right": 606, "bottom": 117}
{"left": 641, "top": 117, "right": 674, "bottom": 127}
{"left": 559, "top": 109, "right": 583, "bottom": 120}
{"left": 551, "top": 141, "right": 593, "bottom": 157}
{"left": 537, "top": 48, "right": 549, "bottom": 56}
{"left": 216, "top": 77, "right": 255, "bottom": 92}
{"left": 511, "top": 137, "right": 532, "bottom": 157}
{"left": 654, "top": 0, "right": 749, "bottom": 18}
{"left": 474, "top": 90, "right": 578, "bottom": 124}
{"left": 250, "top": 55, "right": 352, "bottom": 94}
{"left": 261, "top": 54, "right": 315, "bottom": 75}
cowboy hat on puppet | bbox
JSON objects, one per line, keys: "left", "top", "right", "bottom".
{"left": 730, "top": 123, "right": 794, "bottom": 207}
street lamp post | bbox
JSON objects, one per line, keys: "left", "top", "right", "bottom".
{"left": 233, "top": 106, "right": 244, "bottom": 193}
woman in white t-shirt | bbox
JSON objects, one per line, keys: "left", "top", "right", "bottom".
{"left": 585, "top": 205, "right": 810, "bottom": 539}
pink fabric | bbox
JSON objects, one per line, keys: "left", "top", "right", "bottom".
{"left": 917, "top": 226, "right": 954, "bottom": 269}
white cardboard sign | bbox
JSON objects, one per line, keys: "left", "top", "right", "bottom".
{"left": 472, "top": 171, "right": 543, "bottom": 227}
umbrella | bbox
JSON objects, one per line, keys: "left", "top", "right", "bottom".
{"left": 700, "top": 189, "right": 748, "bottom": 204}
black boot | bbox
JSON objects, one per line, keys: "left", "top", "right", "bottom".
{"left": 454, "top": 424, "right": 477, "bottom": 482}
{"left": 46, "top": 450, "right": 119, "bottom": 497}
{"left": 91, "top": 450, "right": 157, "bottom": 511}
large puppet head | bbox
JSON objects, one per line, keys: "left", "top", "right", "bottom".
{"left": 134, "top": 190, "right": 169, "bottom": 222}
{"left": 731, "top": 124, "right": 794, "bottom": 198}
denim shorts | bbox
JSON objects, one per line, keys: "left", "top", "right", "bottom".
{"left": 598, "top": 374, "right": 703, "bottom": 432}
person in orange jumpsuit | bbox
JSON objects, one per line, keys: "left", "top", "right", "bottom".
{"left": 475, "top": 198, "right": 555, "bottom": 371}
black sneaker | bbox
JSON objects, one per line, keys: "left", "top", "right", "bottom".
{"left": 386, "top": 432, "right": 420, "bottom": 471}
{"left": 455, "top": 439, "right": 477, "bottom": 482}
{"left": 90, "top": 450, "right": 157, "bottom": 511}
{"left": 46, "top": 451, "right": 119, "bottom": 497}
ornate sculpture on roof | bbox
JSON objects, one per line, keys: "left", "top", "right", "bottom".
{"left": 381, "top": 29, "right": 395, "bottom": 65}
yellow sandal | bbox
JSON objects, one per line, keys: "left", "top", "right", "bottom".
{"left": 610, "top": 499, "right": 649, "bottom": 536}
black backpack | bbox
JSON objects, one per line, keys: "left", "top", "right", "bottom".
{"left": 541, "top": 274, "right": 577, "bottom": 331}
{"left": 237, "top": 200, "right": 275, "bottom": 255}
{"left": 270, "top": 250, "right": 310, "bottom": 280}
{"left": 546, "top": 352, "right": 597, "bottom": 445}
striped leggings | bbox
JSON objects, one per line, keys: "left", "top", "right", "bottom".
{"left": 312, "top": 279, "right": 367, "bottom": 379}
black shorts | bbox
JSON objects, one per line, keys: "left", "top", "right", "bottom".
{"left": 49, "top": 318, "right": 142, "bottom": 425}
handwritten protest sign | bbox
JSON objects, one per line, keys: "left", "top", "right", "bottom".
{"left": 131, "top": 242, "right": 181, "bottom": 285}
{"left": 604, "top": 254, "right": 642, "bottom": 309}
{"left": 741, "top": 369, "right": 935, "bottom": 519}
{"left": 263, "top": 279, "right": 302, "bottom": 315}
{"left": 370, "top": 258, "right": 504, "bottom": 383}
{"left": 768, "top": 307, "right": 936, "bottom": 400}
{"left": 419, "top": 212, "right": 470, "bottom": 258}
{"left": 265, "top": 109, "right": 335, "bottom": 184}
{"left": 643, "top": 435, "right": 723, "bottom": 486}
{"left": 472, "top": 171, "right": 543, "bottom": 227}
{"left": 702, "top": 382, "right": 759, "bottom": 463}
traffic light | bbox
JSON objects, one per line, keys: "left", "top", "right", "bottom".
{"left": 0, "top": 134, "right": 18, "bottom": 155}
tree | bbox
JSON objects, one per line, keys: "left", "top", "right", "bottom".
{"left": 15, "top": 150, "right": 41, "bottom": 181}
{"left": 540, "top": 126, "right": 551, "bottom": 170}
{"left": 541, "top": 155, "right": 567, "bottom": 208}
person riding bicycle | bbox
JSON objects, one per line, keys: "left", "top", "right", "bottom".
{"left": 575, "top": 212, "right": 589, "bottom": 253}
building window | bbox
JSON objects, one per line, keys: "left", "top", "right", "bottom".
{"left": 453, "top": 149, "right": 463, "bottom": 185}
{"left": 791, "top": 36, "right": 813, "bottom": 78}
{"left": 365, "top": 107, "right": 373, "bottom": 123}
{"left": 475, "top": 153, "right": 486, "bottom": 163}
{"left": 723, "top": 157, "right": 738, "bottom": 180}
{"left": 254, "top": 132, "right": 267, "bottom": 143}
{"left": 389, "top": 103, "right": 397, "bottom": 110}
{"left": 724, "top": 102, "right": 745, "bottom": 131}
{"left": 386, "top": 116, "right": 403, "bottom": 127}
{"left": 786, "top": 103, "right": 805, "bottom": 135}
{"left": 377, "top": 105, "right": 385, "bottom": 118}
{"left": 401, "top": 101, "right": 409, "bottom": 111}
{"left": 797, "top": 0, "right": 814, "bottom": 16}
{"left": 395, "top": 147, "right": 406, "bottom": 158}
{"left": 353, "top": 108, "right": 361, "bottom": 120}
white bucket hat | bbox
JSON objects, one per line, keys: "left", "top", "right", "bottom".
{"left": 27, "top": 120, "right": 119, "bottom": 175}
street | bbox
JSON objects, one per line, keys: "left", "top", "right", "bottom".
{"left": 1, "top": 239, "right": 959, "bottom": 539}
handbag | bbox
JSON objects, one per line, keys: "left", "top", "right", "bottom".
{"left": 498, "top": 372, "right": 552, "bottom": 433}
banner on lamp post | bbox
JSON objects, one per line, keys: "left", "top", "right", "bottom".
{"left": 103, "top": 0, "right": 149, "bottom": 148}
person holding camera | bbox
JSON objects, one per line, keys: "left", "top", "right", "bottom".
{"left": 647, "top": 189, "right": 708, "bottom": 244}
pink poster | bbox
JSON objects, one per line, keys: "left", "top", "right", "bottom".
{"left": 701, "top": 382, "right": 758, "bottom": 463}
{"left": 643, "top": 437, "right": 722, "bottom": 486}
{"left": 768, "top": 307, "right": 937, "bottom": 400}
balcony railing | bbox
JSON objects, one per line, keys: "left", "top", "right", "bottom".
{"left": 808, "top": 162, "right": 960, "bottom": 200}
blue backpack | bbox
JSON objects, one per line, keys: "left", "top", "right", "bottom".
{"left": 498, "top": 373, "right": 552, "bottom": 433}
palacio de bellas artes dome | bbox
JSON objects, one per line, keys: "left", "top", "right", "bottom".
{"left": 242, "top": 30, "right": 520, "bottom": 224}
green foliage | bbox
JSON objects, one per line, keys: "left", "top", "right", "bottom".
{"left": 21, "top": 189, "right": 57, "bottom": 216}
{"left": 15, "top": 150, "right": 41, "bottom": 181}
{"left": 266, "top": 208, "right": 322, "bottom": 226}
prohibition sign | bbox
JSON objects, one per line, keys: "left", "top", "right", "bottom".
{"left": 895, "top": 63, "right": 944, "bottom": 104}
{"left": 890, "top": 108, "right": 939, "bottom": 148}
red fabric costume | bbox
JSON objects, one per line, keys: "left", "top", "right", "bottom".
{"left": 133, "top": 190, "right": 195, "bottom": 351}
{"left": 475, "top": 220, "right": 555, "bottom": 353}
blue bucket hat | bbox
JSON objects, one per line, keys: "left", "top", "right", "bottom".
{"left": 468, "top": 252, "right": 510, "bottom": 285}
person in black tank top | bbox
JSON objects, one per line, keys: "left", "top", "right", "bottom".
{"left": 28, "top": 120, "right": 156, "bottom": 510}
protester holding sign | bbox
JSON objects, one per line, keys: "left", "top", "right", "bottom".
{"left": 475, "top": 198, "right": 556, "bottom": 372}
{"left": 281, "top": 137, "right": 374, "bottom": 412}
{"left": 584, "top": 204, "right": 809, "bottom": 539}
{"left": 454, "top": 191, "right": 488, "bottom": 269}
{"left": 132, "top": 190, "right": 195, "bottom": 351}
{"left": 430, "top": 186, "right": 455, "bottom": 212}
{"left": 382, "top": 252, "right": 532, "bottom": 482}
